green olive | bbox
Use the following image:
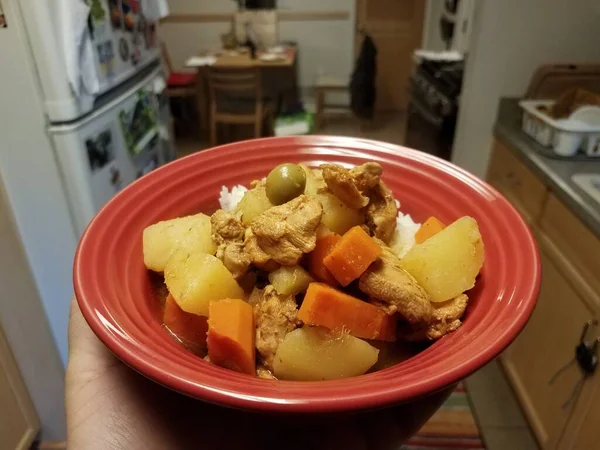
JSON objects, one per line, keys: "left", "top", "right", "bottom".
{"left": 265, "top": 163, "right": 307, "bottom": 205}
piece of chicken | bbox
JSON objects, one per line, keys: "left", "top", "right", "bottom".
{"left": 221, "top": 242, "right": 251, "bottom": 280}
{"left": 351, "top": 162, "right": 383, "bottom": 191}
{"left": 320, "top": 162, "right": 383, "bottom": 209}
{"left": 398, "top": 294, "right": 468, "bottom": 341}
{"left": 365, "top": 181, "right": 397, "bottom": 244}
{"left": 250, "top": 195, "right": 323, "bottom": 266}
{"left": 211, "top": 209, "right": 250, "bottom": 280}
{"left": 211, "top": 209, "right": 245, "bottom": 243}
{"left": 250, "top": 285, "right": 300, "bottom": 369}
{"left": 243, "top": 228, "right": 277, "bottom": 271}
{"left": 359, "top": 245, "right": 432, "bottom": 324}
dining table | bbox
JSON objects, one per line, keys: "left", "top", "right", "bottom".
{"left": 189, "top": 47, "right": 299, "bottom": 137}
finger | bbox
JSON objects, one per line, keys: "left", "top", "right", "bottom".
{"left": 68, "top": 297, "right": 116, "bottom": 370}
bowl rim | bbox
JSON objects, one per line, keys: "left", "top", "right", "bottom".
{"left": 74, "top": 136, "right": 541, "bottom": 412}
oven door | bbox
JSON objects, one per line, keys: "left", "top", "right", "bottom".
{"left": 404, "top": 85, "right": 454, "bottom": 160}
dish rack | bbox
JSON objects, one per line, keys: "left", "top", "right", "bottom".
{"left": 519, "top": 100, "right": 600, "bottom": 157}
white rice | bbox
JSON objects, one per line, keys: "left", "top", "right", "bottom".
{"left": 218, "top": 185, "right": 420, "bottom": 258}
{"left": 391, "top": 211, "right": 421, "bottom": 258}
{"left": 219, "top": 185, "right": 247, "bottom": 212}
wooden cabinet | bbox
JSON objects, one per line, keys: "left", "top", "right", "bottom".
{"left": 486, "top": 140, "right": 547, "bottom": 224}
{"left": 0, "top": 327, "right": 39, "bottom": 449}
{"left": 540, "top": 194, "right": 600, "bottom": 299}
{"left": 502, "top": 249, "right": 596, "bottom": 449}
{"left": 487, "top": 139, "right": 600, "bottom": 450}
{"left": 556, "top": 377, "right": 600, "bottom": 450}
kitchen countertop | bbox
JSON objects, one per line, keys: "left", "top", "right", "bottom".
{"left": 494, "top": 98, "right": 600, "bottom": 238}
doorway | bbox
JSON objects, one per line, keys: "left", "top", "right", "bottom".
{"left": 355, "top": 0, "right": 426, "bottom": 112}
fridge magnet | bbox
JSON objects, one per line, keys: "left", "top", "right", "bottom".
{"left": 119, "top": 37, "right": 129, "bottom": 62}
{"left": 109, "top": 0, "right": 122, "bottom": 29}
{"left": 85, "top": 130, "right": 115, "bottom": 173}
{"left": 97, "top": 41, "right": 115, "bottom": 76}
{"left": 122, "top": 0, "right": 136, "bottom": 32}
{"left": 90, "top": 0, "right": 106, "bottom": 22}
{"left": 131, "top": 46, "right": 141, "bottom": 66}
{"left": 119, "top": 90, "right": 157, "bottom": 155}
{"left": 90, "top": 0, "right": 108, "bottom": 39}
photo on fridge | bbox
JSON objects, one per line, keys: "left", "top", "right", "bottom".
{"left": 86, "top": 129, "right": 115, "bottom": 173}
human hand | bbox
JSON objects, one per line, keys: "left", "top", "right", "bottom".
{"left": 66, "top": 297, "right": 393, "bottom": 450}
{"left": 66, "top": 298, "right": 233, "bottom": 449}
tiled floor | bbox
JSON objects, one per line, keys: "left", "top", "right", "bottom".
{"left": 174, "top": 112, "right": 539, "bottom": 450}
{"left": 465, "top": 358, "right": 539, "bottom": 450}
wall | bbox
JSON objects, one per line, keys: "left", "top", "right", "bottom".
{"left": 0, "top": 0, "right": 77, "bottom": 440}
{"left": 160, "top": 0, "right": 356, "bottom": 88}
{"left": 452, "top": 0, "right": 600, "bottom": 177}
{"left": 421, "top": 0, "right": 445, "bottom": 51}
{"left": 0, "top": 175, "right": 66, "bottom": 441}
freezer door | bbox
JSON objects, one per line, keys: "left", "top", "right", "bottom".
{"left": 50, "top": 67, "right": 172, "bottom": 235}
{"left": 18, "top": 0, "right": 165, "bottom": 122}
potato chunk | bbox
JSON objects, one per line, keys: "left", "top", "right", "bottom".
{"left": 273, "top": 327, "right": 379, "bottom": 381}
{"left": 399, "top": 216, "right": 484, "bottom": 302}
{"left": 236, "top": 185, "right": 272, "bottom": 226}
{"left": 268, "top": 266, "right": 314, "bottom": 296}
{"left": 165, "top": 251, "right": 244, "bottom": 316}
{"left": 143, "top": 214, "right": 216, "bottom": 272}
{"left": 301, "top": 165, "right": 364, "bottom": 235}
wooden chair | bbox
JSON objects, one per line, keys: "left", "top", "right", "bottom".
{"left": 161, "top": 43, "right": 198, "bottom": 135}
{"left": 315, "top": 74, "right": 348, "bottom": 130}
{"left": 207, "top": 67, "right": 273, "bottom": 147}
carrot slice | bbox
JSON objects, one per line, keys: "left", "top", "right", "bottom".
{"left": 298, "top": 283, "right": 396, "bottom": 341}
{"left": 163, "top": 294, "right": 208, "bottom": 348}
{"left": 207, "top": 299, "right": 255, "bottom": 375}
{"left": 323, "top": 226, "right": 382, "bottom": 286}
{"left": 308, "top": 233, "right": 342, "bottom": 285}
{"left": 415, "top": 216, "right": 446, "bottom": 244}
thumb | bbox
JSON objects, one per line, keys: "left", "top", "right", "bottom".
{"left": 68, "top": 297, "right": 118, "bottom": 373}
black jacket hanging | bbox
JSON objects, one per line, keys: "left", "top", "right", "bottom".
{"left": 350, "top": 34, "right": 377, "bottom": 120}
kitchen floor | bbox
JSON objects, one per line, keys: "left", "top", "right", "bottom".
{"left": 466, "top": 359, "right": 539, "bottom": 450}
{"left": 174, "top": 112, "right": 539, "bottom": 450}
{"left": 174, "top": 111, "right": 408, "bottom": 159}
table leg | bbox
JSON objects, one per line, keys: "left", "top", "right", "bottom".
{"left": 315, "top": 88, "right": 325, "bottom": 131}
{"left": 195, "top": 68, "right": 209, "bottom": 139}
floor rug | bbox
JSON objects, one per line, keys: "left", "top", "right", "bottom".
{"left": 402, "top": 384, "right": 485, "bottom": 450}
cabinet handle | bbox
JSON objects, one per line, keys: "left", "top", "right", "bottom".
{"left": 549, "top": 320, "right": 599, "bottom": 410}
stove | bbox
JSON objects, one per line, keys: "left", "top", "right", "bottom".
{"left": 405, "top": 59, "right": 464, "bottom": 160}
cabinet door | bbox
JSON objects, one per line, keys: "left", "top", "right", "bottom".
{"left": 0, "top": 327, "right": 39, "bottom": 450}
{"left": 501, "top": 249, "right": 597, "bottom": 450}
{"left": 486, "top": 140, "right": 547, "bottom": 224}
{"left": 556, "top": 379, "right": 600, "bottom": 450}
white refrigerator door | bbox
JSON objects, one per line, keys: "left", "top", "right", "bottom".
{"left": 17, "top": 0, "right": 166, "bottom": 122}
{"left": 50, "top": 66, "right": 174, "bottom": 235}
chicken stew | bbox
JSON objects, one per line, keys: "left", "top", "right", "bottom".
{"left": 143, "top": 162, "right": 485, "bottom": 380}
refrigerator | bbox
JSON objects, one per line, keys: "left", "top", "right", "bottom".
{"left": 0, "top": 0, "right": 172, "bottom": 365}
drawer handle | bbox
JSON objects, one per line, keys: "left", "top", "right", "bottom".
{"left": 549, "top": 319, "right": 599, "bottom": 409}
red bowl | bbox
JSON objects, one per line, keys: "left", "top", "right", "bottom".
{"left": 74, "top": 136, "right": 540, "bottom": 414}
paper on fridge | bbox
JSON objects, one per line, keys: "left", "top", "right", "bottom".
{"left": 143, "top": 0, "right": 170, "bottom": 20}
{"left": 57, "top": 0, "right": 100, "bottom": 102}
